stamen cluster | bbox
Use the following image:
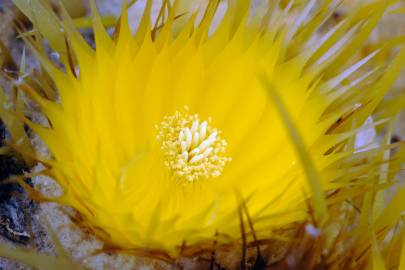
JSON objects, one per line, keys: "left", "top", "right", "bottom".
{"left": 157, "top": 110, "right": 231, "bottom": 182}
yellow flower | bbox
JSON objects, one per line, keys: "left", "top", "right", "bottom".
{"left": 8, "top": 0, "right": 405, "bottom": 257}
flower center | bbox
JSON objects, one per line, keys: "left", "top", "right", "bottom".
{"left": 156, "top": 110, "right": 231, "bottom": 182}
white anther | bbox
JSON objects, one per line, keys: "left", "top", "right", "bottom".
{"left": 184, "top": 128, "right": 192, "bottom": 150}
{"left": 199, "top": 121, "right": 207, "bottom": 139}
{"left": 191, "top": 119, "right": 199, "bottom": 133}
{"left": 200, "top": 147, "right": 213, "bottom": 159}
{"left": 190, "top": 147, "right": 200, "bottom": 157}
{"left": 179, "top": 130, "right": 185, "bottom": 142}
{"left": 205, "top": 131, "right": 217, "bottom": 145}
{"left": 199, "top": 136, "right": 216, "bottom": 152}
{"left": 191, "top": 132, "right": 200, "bottom": 148}
{"left": 180, "top": 141, "right": 188, "bottom": 152}
{"left": 189, "top": 154, "right": 204, "bottom": 164}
